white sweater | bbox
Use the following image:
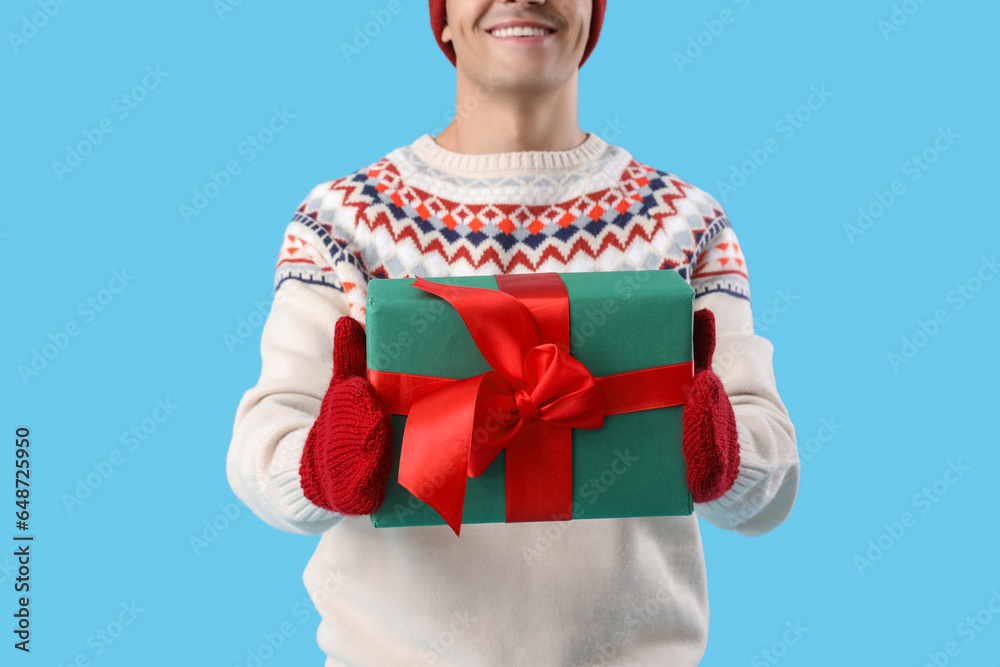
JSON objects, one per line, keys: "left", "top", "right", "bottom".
{"left": 226, "top": 131, "right": 799, "bottom": 666}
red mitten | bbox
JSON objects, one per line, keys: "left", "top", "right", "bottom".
{"left": 681, "top": 308, "right": 741, "bottom": 504}
{"left": 299, "top": 316, "right": 393, "bottom": 515}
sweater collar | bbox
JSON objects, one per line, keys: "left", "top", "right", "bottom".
{"left": 409, "top": 132, "right": 610, "bottom": 175}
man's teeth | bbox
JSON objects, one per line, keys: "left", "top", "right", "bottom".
{"left": 490, "top": 26, "right": 552, "bottom": 38}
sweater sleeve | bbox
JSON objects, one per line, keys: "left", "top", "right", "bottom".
{"left": 687, "top": 198, "right": 800, "bottom": 536}
{"left": 226, "top": 182, "right": 369, "bottom": 536}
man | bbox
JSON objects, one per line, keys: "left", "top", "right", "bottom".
{"left": 227, "top": 1, "right": 799, "bottom": 664}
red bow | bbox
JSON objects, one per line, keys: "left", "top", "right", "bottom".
{"left": 397, "top": 275, "right": 606, "bottom": 536}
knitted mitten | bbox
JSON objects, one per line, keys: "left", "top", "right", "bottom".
{"left": 681, "top": 308, "right": 741, "bottom": 504}
{"left": 299, "top": 316, "right": 393, "bottom": 515}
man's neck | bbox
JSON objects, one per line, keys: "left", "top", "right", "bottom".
{"left": 434, "top": 72, "right": 587, "bottom": 154}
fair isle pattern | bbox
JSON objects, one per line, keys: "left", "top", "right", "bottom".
{"left": 274, "top": 210, "right": 362, "bottom": 292}
{"left": 689, "top": 215, "right": 750, "bottom": 300}
{"left": 274, "top": 139, "right": 751, "bottom": 315}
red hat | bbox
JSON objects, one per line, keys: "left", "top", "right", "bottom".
{"left": 429, "top": 0, "right": 606, "bottom": 69}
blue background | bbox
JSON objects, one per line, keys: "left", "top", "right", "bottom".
{"left": 3, "top": 1, "right": 998, "bottom": 665}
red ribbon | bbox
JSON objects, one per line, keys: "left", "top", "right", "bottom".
{"left": 368, "top": 273, "right": 693, "bottom": 536}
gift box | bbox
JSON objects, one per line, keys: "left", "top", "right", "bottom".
{"left": 366, "top": 270, "right": 694, "bottom": 535}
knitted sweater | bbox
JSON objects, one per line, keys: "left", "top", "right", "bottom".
{"left": 226, "top": 131, "right": 799, "bottom": 666}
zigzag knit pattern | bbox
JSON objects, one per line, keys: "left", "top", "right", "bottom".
{"left": 273, "top": 134, "right": 751, "bottom": 317}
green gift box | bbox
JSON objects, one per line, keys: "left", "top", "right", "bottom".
{"left": 366, "top": 269, "right": 694, "bottom": 531}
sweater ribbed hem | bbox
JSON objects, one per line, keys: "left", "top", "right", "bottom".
{"left": 410, "top": 132, "right": 609, "bottom": 175}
